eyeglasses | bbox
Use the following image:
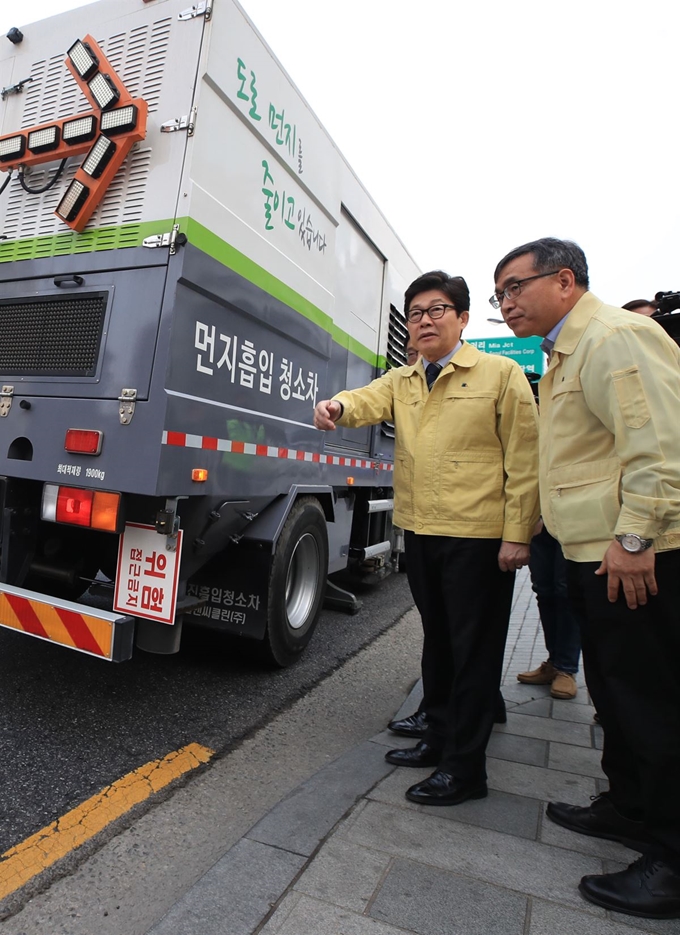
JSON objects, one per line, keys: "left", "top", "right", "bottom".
{"left": 488, "top": 270, "right": 561, "bottom": 309}
{"left": 406, "top": 303, "right": 456, "bottom": 323}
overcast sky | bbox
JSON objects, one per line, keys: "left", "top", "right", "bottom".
{"left": 2, "top": 0, "right": 679, "bottom": 338}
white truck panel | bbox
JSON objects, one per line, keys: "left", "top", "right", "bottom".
{"left": 204, "top": 2, "right": 340, "bottom": 221}
{"left": 186, "top": 81, "right": 337, "bottom": 313}
{"left": 333, "top": 210, "right": 383, "bottom": 354}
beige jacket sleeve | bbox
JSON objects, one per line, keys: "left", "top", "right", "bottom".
{"left": 332, "top": 371, "right": 396, "bottom": 427}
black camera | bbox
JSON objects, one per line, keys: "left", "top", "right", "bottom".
{"left": 654, "top": 291, "right": 680, "bottom": 316}
{"left": 652, "top": 292, "right": 680, "bottom": 346}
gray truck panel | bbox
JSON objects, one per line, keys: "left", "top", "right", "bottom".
{"left": 166, "top": 243, "right": 331, "bottom": 423}
{"left": 0, "top": 259, "right": 167, "bottom": 399}
{"left": 0, "top": 242, "right": 391, "bottom": 502}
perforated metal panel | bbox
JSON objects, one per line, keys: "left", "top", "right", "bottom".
{"left": 3, "top": 15, "right": 172, "bottom": 244}
{"left": 0, "top": 292, "right": 106, "bottom": 376}
{"left": 21, "top": 55, "right": 82, "bottom": 127}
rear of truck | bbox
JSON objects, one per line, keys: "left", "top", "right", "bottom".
{"left": 0, "top": 1, "right": 210, "bottom": 661}
{"left": 0, "top": 0, "right": 419, "bottom": 665}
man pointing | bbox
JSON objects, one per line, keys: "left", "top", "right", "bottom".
{"left": 314, "top": 270, "right": 539, "bottom": 806}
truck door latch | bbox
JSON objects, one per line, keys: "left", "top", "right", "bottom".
{"left": 1, "top": 76, "right": 33, "bottom": 100}
{"left": 160, "top": 106, "right": 197, "bottom": 137}
{"left": 0, "top": 386, "right": 14, "bottom": 417}
{"left": 118, "top": 388, "right": 137, "bottom": 425}
{"left": 142, "top": 224, "right": 188, "bottom": 255}
{"left": 178, "top": 0, "right": 213, "bottom": 20}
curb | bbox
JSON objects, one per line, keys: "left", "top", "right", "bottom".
{"left": 147, "top": 684, "right": 423, "bottom": 935}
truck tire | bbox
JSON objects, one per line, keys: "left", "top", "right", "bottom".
{"left": 261, "top": 496, "right": 328, "bottom": 667}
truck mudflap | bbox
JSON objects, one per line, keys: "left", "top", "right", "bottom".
{"left": 0, "top": 584, "right": 134, "bottom": 662}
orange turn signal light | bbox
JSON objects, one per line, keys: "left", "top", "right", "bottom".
{"left": 192, "top": 468, "right": 208, "bottom": 482}
{"left": 91, "top": 491, "right": 121, "bottom": 531}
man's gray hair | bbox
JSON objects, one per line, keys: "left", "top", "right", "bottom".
{"left": 494, "top": 237, "right": 590, "bottom": 289}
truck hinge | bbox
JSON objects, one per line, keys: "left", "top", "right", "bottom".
{"left": 156, "top": 499, "right": 181, "bottom": 553}
{"left": 142, "top": 224, "right": 188, "bottom": 255}
{"left": 118, "top": 388, "right": 137, "bottom": 425}
{"left": 0, "top": 386, "right": 14, "bottom": 417}
{"left": 178, "top": 0, "right": 213, "bottom": 21}
{"left": 160, "top": 106, "right": 197, "bottom": 137}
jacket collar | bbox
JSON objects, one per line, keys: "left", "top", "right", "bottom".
{"left": 448, "top": 340, "right": 481, "bottom": 369}
{"left": 408, "top": 340, "right": 481, "bottom": 377}
{"left": 552, "top": 291, "right": 604, "bottom": 357}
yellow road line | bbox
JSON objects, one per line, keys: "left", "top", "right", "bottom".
{"left": 0, "top": 742, "right": 214, "bottom": 901}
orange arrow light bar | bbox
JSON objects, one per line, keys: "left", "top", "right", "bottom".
{"left": 0, "top": 34, "right": 148, "bottom": 232}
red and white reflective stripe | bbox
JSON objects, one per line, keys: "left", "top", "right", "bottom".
{"left": 162, "top": 431, "right": 394, "bottom": 472}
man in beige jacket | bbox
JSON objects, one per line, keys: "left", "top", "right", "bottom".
{"left": 314, "top": 270, "right": 539, "bottom": 807}
{"left": 494, "top": 237, "right": 680, "bottom": 919}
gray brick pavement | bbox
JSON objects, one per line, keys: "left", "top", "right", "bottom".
{"left": 149, "top": 569, "right": 680, "bottom": 935}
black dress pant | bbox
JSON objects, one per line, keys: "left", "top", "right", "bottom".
{"left": 404, "top": 532, "right": 515, "bottom": 781}
{"left": 567, "top": 550, "right": 680, "bottom": 862}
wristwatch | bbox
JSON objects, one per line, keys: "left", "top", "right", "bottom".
{"left": 615, "top": 534, "right": 654, "bottom": 553}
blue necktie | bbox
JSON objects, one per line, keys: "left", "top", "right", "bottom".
{"left": 425, "top": 362, "right": 441, "bottom": 391}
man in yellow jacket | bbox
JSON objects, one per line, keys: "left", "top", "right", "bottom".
{"left": 314, "top": 270, "right": 539, "bottom": 806}
{"left": 494, "top": 237, "right": 680, "bottom": 919}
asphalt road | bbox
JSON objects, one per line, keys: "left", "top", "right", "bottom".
{"left": 0, "top": 571, "right": 414, "bottom": 858}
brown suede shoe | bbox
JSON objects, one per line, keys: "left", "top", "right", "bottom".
{"left": 517, "top": 660, "right": 557, "bottom": 685}
{"left": 551, "top": 671, "right": 578, "bottom": 699}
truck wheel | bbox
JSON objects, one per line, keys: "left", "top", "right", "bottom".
{"left": 261, "top": 497, "right": 328, "bottom": 667}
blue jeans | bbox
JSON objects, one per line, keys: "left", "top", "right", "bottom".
{"left": 529, "top": 526, "right": 581, "bottom": 674}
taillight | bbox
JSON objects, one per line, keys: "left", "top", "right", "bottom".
{"left": 42, "top": 484, "right": 121, "bottom": 532}
{"left": 64, "top": 429, "right": 102, "bottom": 455}
{"left": 57, "top": 486, "right": 93, "bottom": 526}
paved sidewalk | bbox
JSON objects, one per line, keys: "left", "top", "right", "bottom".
{"left": 149, "top": 572, "right": 680, "bottom": 935}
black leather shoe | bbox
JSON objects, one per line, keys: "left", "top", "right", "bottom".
{"left": 546, "top": 795, "right": 650, "bottom": 852}
{"left": 391, "top": 699, "right": 506, "bottom": 733}
{"left": 579, "top": 855, "right": 680, "bottom": 918}
{"left": 494, "top": 692, "right": 507, "bottom": 724}
{"left": 388, "top": 710, "right": 427, "bottom": 738}
{"left": 405, "top": 769, "right": 488, "bottom": 806}
{"left": 384, "top": 741, "right": 441, "bottom": 768}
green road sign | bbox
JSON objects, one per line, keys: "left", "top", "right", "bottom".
{"left": 466, "top": 335, "right": 545, "bottom": 375}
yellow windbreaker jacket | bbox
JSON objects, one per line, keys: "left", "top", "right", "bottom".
{"left": 333, "top": 342, "right": 539, "bottom": 541}
{"left": 539, "top": 292, "right": 680, "bottom": 561}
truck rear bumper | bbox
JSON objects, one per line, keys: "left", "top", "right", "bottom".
{"left": 0, "top": 584, "right": 134, "bottom": 661}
